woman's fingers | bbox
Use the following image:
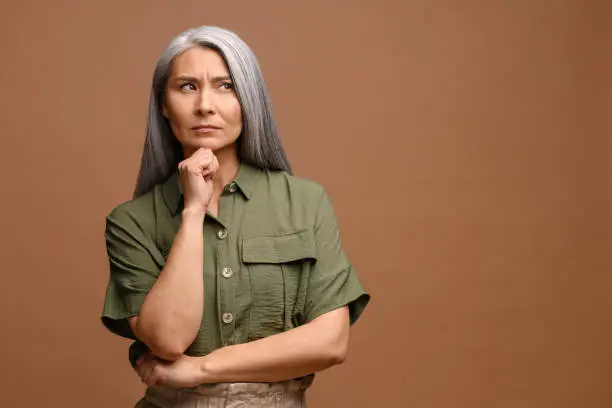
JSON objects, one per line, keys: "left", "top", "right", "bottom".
{"left": 135, "top": 351, "right": 152, "bottom": 372}
{"left": 140, "top": 357, "right": 159, "bottom": 386}
{"left": 200, "top": 155, "right": 220, "bottom": 178}
{"left": 179, "top": 148, "right": 220, "bottom": 181}
{"left": 190, "top": 148, "right": 215, "bottom": 168}
{"left": 145, "top": 364, "right": 163, "bottom": 387}
{"left": 136, "top": 352, "right": 157, "bottom": 383}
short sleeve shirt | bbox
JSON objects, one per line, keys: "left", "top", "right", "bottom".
{"left": 101, "top": 163, "right": 370, "bottom": 366}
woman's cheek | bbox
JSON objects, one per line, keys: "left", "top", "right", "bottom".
{"left": 230, "top": 99, "right": 243, "bottom": 126}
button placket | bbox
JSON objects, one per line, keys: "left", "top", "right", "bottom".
{"left": 215, "top": 191, "right": 243, "bottom": 347}
{"left": 222, "top": 312, "right": 234, "bottom": 324}
{"left": 221, "top": 267, "right": 233, "bottom": 278}
{"left": 217, "top": 228, "right": 228, "bottom": 240}
{"left": 217, "top": 233, "right": 233, "bottom": 343}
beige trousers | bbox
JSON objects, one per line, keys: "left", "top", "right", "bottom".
{"left": 135, "top": 376, "right": 313, "bottom": 408}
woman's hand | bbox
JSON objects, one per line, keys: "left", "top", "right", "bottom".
{"left": 135, "top": 351, "right": 205, "bottom": 388}
{"left": 178, "top": 148, "right": 219, "bottom": 213}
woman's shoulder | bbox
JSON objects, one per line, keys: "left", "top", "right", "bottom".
{"left": 265, "top": 170, "right": 326, "bottom": 197}
{"left": 107, "top": 189, "right": 153, "bottom": 217}
{"left": 259, "top": 170, "right": 331, "bottom": 210}
{"left": 104, "top": 185, "right": 162, "bottom": 233}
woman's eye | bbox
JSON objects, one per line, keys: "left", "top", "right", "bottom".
{"left": 180, "top": 83, "right": 196, "bottom": 91}
{"left": 220, "top": 82, "right": 234, "bottom": 90}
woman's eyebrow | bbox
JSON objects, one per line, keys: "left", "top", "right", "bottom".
{"left": 173, "top": 75, "right": 232, "bottom": 82}
{"left": 211, "top": 75, "right": 232, "bottom": 82}
{"left": 174, "top": 75, "right": 199, "bottom": 82}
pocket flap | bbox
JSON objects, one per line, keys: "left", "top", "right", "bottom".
{"left": 241, "top": 229, "right": 316, "bottom": 263}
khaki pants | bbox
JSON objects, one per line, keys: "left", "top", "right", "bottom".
{"left": 135, "top": 376, "right": 313, "bottom": 408}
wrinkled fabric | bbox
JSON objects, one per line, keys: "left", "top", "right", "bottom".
{"left": 135, "top": 376, "right": 313, "bottom": 408}
{"left": 101, "top": 163, "right": 369, "bottom": 367}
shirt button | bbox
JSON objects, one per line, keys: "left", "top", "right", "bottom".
{"left": 221, "top": 267, "right": 233, "bottom": 278}
{"left": 222, "top": 312, "right": 234, "bottom": 324}
{"left": 228, "top": 182, "right": 238, "bottom": 193}
{"left": 217, "top": 229, "right": 228, "bottom": 240}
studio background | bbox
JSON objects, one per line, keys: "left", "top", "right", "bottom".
{"left": 1, "top": 1, "right": 610, "bottom": 407}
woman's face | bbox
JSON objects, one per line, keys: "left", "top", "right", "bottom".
{"left": 163, "top": 46, "right": 243, "bottom": 158}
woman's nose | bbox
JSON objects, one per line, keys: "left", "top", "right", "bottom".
{"left": 196, "top": 89, "right": 214, "bottom": 115}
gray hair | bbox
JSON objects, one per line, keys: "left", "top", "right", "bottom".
{"left": 133, "top": 26, "right": 291, "bottom": 198}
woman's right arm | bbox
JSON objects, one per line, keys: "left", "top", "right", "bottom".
{"left": 129, "top": 148, "right": 218, "bottom": 361}
{"left": 128, "top": 207, "right": 205, "bottom": 361}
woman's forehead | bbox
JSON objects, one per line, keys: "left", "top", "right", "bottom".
{"left": 170, "top": 46, "right": 230, "bottom": 77}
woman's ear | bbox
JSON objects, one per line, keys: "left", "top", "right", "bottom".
{"left": 162, "top": 104, "right": 169, "bottom": 119}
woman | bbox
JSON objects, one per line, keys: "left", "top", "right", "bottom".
{"left": 101, "top": 25, "right": 369, "bottom": 407}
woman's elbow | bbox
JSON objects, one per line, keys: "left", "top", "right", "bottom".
{"left": 146, "top": 330, "right": 196, "bottom": 361}
{"left": 149, "top": 341, "right": 185, "bottom": 361}
{"left": 313, "top": 307, "right": 351, "bottom": 366}
{"left": 320, "top": 328, "right": 349, "bottom": 366}
{"left": 328, "top": 339, "right": 349, "bottom": 365}
{"left": 132, "top": 320, "right": 190, "bottom": 361}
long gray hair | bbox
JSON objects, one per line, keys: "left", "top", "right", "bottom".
{"left": 133, "top": 26, "right": 291, "bottom": 198}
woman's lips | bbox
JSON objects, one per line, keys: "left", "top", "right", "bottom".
{"left": 192, "top": 125, "right": 220, "bottom": 133}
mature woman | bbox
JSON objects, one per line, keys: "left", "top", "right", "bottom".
{"left": 101, "top": 25, "right": 369, "bottom": 407}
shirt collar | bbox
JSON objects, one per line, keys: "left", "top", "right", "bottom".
{"left": 162, "top": 162, "right": 262, "bottom": 215}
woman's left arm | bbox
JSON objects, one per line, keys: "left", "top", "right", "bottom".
{"left": 202, "top": 306, "right": 350, "bottom": 383}
{"left": 137, "top": 306, "right": 349, "bottom": 387}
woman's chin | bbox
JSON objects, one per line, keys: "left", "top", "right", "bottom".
{"left": 188, "top": 139, "right": 224, "bottom": 151}
{"left": 183, "top": 139, "right": 236, "bottom": 155}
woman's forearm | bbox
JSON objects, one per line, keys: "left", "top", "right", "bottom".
{"left": 134, "top": 207, "right": 206, "bottom": 360}
{"left": 198, "top": 307, "right": 350, "bottom": 383}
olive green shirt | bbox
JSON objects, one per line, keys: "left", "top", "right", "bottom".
{"left": 101, "top": 163, "right": 369, "bottom": 366}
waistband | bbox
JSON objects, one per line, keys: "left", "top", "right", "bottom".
{"left": 185, "top": 375, "right": 313, "bottom": 397}
{"left": 144, "top": 375, "right": 314, "bottom": 406}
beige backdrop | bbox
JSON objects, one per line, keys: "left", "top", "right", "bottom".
{"left": 1, "top": 1, "right": 611, "bottom": 407}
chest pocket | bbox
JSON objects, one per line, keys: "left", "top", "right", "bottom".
{"left": 241, "top": 229, "right": 316, "bottom": 340}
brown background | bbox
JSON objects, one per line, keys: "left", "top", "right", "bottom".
{"left": 1, "top": 1, "right": 611, "bottom": 407}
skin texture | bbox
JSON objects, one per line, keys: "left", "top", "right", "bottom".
{"left": 129, "top": 46, "right": 350, "bottom": 387}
